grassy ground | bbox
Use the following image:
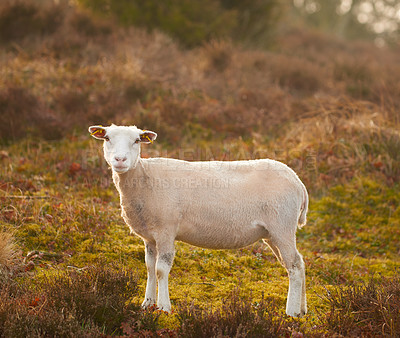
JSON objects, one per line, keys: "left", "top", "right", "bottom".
{"left": 1, "top": 133, "right": 399, "bottom": 336}
{"left": 1, "top": 0, "right": 400, "bottom": 336}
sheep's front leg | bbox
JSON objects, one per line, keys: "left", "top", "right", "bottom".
{"left": 156, "top": 240, "right": 175, "bottom": 312}
{"left": 142, "top": 241, "right": 157, "bottom": 308}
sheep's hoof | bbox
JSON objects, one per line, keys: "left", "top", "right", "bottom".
{"left": 157, "top": 303, "right": 172, "bottom": 313}
{"left": 141, "top": 298, "right": 156, "bottom": 309}
{"left": 286, "top": 309, "right": 307, "bottom": 318}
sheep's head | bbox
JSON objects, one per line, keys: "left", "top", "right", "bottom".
{"left": 89, "top": 124, "right": 157, "bottom": 174}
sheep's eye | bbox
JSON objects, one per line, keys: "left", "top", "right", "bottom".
{"left": 134, "top": 138, "right": 140, "bottom": 144}
{"left": 104, "top": 136, "right": 110, "bottom": 141}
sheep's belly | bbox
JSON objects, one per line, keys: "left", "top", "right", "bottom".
{"left": 175, "top": 221, "right": 268, "bottom": 250}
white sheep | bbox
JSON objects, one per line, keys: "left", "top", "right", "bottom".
{"left": 89, "top": 124, "right": 309, "bottom": 317}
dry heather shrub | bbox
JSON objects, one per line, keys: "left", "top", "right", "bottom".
{"left": 0, "top": 0, "right": 63, "bottom": 44}
{"left": 0, "top": 264, "right": 152, "bottom": 337}
{"left": 276, "top": 27, "right": 348, "bottom": 55}
{"left": 0, "top": 87, "right": 63, "bottom": 141}
{"left": 199, "top": 104, "right": 264, "bottom": 136}
{"left": 56, "top": 90, "right": 90, "bottom": 118}
{"left": 124, "top": 80, "right": 156, "bottom": 103}
{"left": 42, "top": 265, "right": 141, "bottom": 334}
{"left": 47, "top": 6, "right": 116, "bottom": 60}
{"left": 333, "top": 58, "right": 373, "bottom": 83}
{"left": 0, "top": 297, "right": 96, "bottom": 338}
{"left": 0, "top": 281, "right": 101, "bottom": 338}
{"left": 333, "top": 57, "right": 376, "bottom": 100}
{"left": 0, "top": 86, "right": 40, "bottom": 140}
{"left": 177, "top": 291, "right": 303, "bottom": 338}
{"left": 238, "top": 86, "right": 291, "bottom": 128}
{"left": 0, "top": 0, "right": 116, "bottom": 59}
{"left": 202, "top": 39, "right": 233, "bottom": 73}
{"left": 320, "top": 274, "right": 400, "bottom": 337}
{"left": 267, "top": 54, "right": 327, "bottom": 94}
{"left": 68, "top": 10, "right": 112, "bottom": 38}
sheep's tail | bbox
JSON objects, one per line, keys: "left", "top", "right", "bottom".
{"left": 298, "top": 183, "right": 308, "bottom": 228}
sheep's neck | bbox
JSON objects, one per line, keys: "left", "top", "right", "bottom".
{"left": 112, "top": 158, "right": 152, "bottom": 235}
{"left": 112, "top": 158, "right": 149, "bottom": 194}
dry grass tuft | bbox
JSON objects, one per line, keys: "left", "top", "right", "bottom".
{"left": 0, "top": 231, "right": 17, "bottom": 271}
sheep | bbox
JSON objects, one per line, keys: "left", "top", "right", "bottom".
{"left": 89, "top": 124, "right": 309, "bottom": 317}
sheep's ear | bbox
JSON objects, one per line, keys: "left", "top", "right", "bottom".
{"left": 140, "top": 130, "right": 157, "bottom": 144}
{"left": 89, "top": 126, "right": 107, "bottom": 140}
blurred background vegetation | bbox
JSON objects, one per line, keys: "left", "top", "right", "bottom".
{"left": 1, "top": 0, "right": 398, "bottom": 49}
{"left": 1, "top": 0, "right": 400, "bottom": 190}
{"left": 77, "top": 0, "right": 400, "bottom": 47}
{"left": 77, "top": 0, "right": 282, "bottom": 47}
{"left": 0, "top": 0, "right": 399, "bottom": 143}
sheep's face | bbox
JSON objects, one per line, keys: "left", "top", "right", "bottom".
{"left": 89, "top": 125, "right": 157, "bottom": 174}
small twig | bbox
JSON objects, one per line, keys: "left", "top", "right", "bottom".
{"left": 67, "top": 265, "right": 89, "bottom": 272}
{"left": 181, "top": 282, "right": 216, "bottom": 287}
{"left": 11, "top": 42, "right": 28, "bottom": 57}
{"left": 24, "top": 250, "right": 66, "bottom": 263}
{"left": 35, "top": 297, "right": 48, "bottom": 315}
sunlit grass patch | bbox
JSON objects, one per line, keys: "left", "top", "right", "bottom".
{"left": 303, "top": 177, "right": 400, "bottom": 259}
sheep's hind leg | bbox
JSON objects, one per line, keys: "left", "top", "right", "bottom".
{"left": 285, "top": 249, "right": 306, "bottom": 317}
{"left": 142, "top": 241, "right": 157, "bottom": 309}
{"left": 264, "top": 237, "right": 307, "bottom": 317}
{"left": 156, "top": 239, "right": 175, "bottom": 312}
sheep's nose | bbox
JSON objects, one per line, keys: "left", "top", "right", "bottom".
{"left": 115, "top": 156, "right": 127, "bottom": 162}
